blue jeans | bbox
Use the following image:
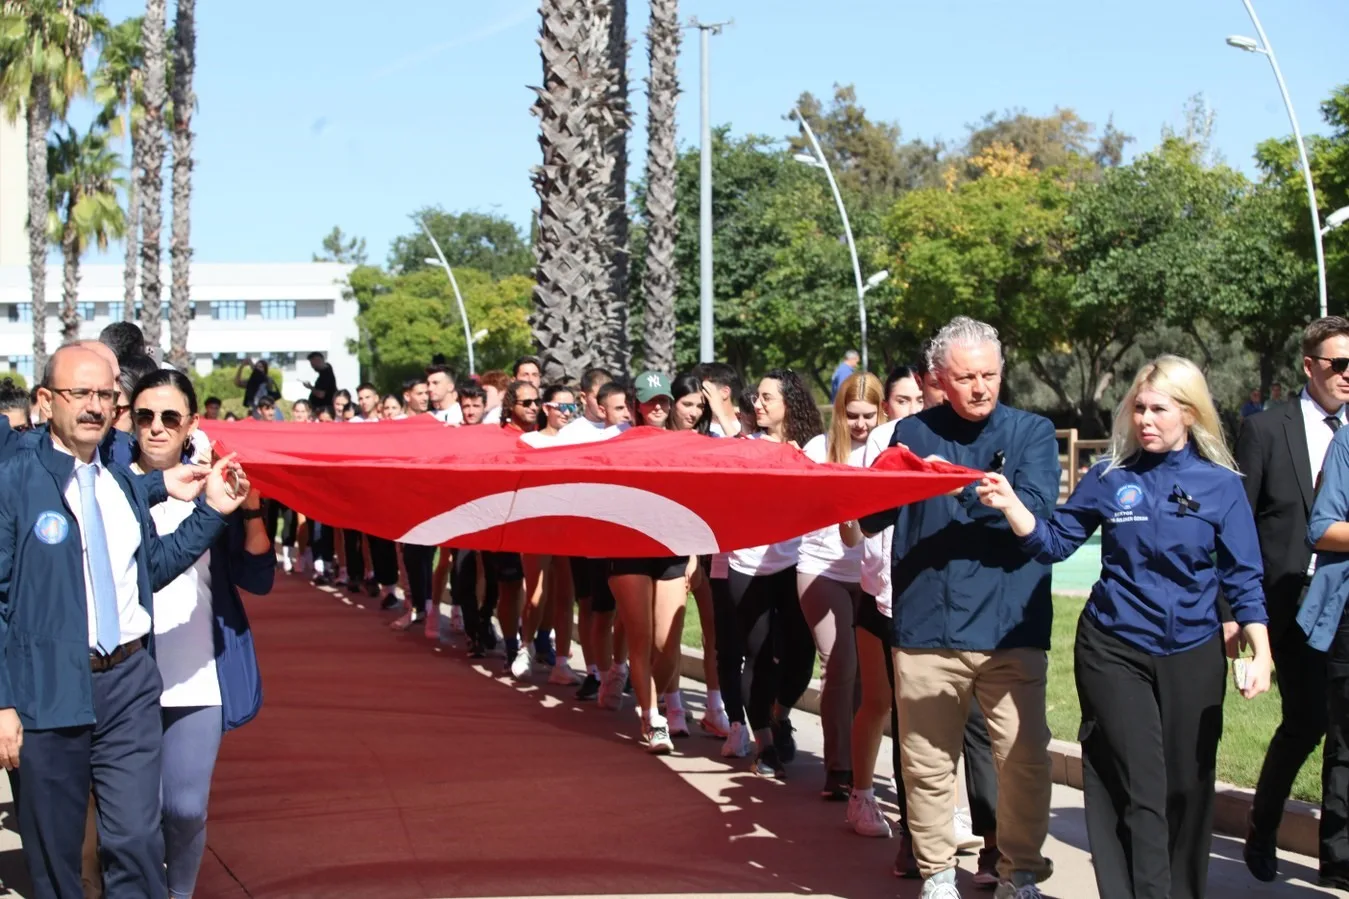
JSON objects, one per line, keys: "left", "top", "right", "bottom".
{"left": 161, "top": 705, "right": 222, "bottom": 899}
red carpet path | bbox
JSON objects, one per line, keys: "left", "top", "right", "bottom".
{"left": 193, "top": 578, "right": 883, "bottom": 899}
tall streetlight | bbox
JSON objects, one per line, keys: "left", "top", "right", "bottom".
{"left": 1227, "top": 0, "right": 1328, "bottom": 317}
{"left": 420, "top": 220, "right": 476, "bottom": 375}
{"left": 687, "top": 18, "right": 730, "bottom": 363}
{"left": 793, "top": 109, "right": 888, "bottom": 374}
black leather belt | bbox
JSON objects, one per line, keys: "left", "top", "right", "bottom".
{"left": 90, "top": 638, "right": 144, "bottom": 673}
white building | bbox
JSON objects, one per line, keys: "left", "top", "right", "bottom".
{"left": 0, "top": 262, "right": 360, "bottom": 401}
{"left": 0, "top": 116, "right": 27, "bottom": 267}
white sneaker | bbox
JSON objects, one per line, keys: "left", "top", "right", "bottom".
{"left": 548, "top": 663, "right": 580, "bottom": 686}
{"left": 424, "top": 606, "right": 441, "bottom": 640}
{"left": 720, "top": 721, "right": 752, "bottom": 758}
{"left": 993, "top": 880, "right": 1042, "bottom": 899}
{"left": 448, "top": 606, "right": 465, "bottom": 634}
{"left": 645, "top": 714, "right": 674, "bottom": 754}
{"left": 281, "top": 548, "right": 294, "bottom": 574}
{"left": 954, "top": 807, "right": 983, "bottom": 852}
{"left": 699, "top": 706, "right": 731, "bottom": 738}
{"left": 510, "top": 644, "right": 535, "bottom": 680}
{"left": 598, "top": 663, "right": 627, "bottom": 710}
{"left": 920, "top": 878, "right": 962, "bottom": 899}
{"left": 847, "top": 792, "right": 893, "bottom": 838}
{"left": 390, "top": 608, "right": 415, "bottom": 631}
{"left": 668, "top": 706, "right": 690, "bottom": 738}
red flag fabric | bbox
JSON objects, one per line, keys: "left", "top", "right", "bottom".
{"left": 205, "top": 418, "right": 980, "bottom": 557}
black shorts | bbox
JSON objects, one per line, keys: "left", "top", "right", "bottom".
{"left": 570, "top": 557, "right": 616, "bottom": 614}
{"left": 855, "top": 591, "right": 892, "bottom": 645}
{"left": 609, "top": 555, "right": 687, "bottom": 582}
{"left": 483, "top": 551, "right": 523, "bottom": 583}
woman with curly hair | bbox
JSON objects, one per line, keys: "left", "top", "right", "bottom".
{"left": 728, "top": 369, "right": 824, "bottom": 777}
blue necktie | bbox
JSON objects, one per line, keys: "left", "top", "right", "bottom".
{"left": 77, "top": 465, "right": 121, "bottom": 655}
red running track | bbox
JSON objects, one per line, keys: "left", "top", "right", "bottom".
{"left": 193, "top": 578, "right": 890, "bottom": 898}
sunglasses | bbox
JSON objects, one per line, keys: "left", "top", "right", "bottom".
{"left": 517, "top": 398, "right": 540, "bottom": 408}
{"left": 545, "top": 402, "right": 578, "bottom": 415}
{"left": 1312, "top": 355, "right": 1349, "bottom": 375}
{"left": 134, "top": 408, "right": 185, "bottom": 430}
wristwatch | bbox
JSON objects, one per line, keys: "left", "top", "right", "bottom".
{"left": 240, "top": 508, "right": 264, "bottom": 520}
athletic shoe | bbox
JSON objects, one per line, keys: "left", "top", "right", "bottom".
{"left": 893, "top": 828, "right": 919, "bottom": 878}
{"left": 345, "top": 579, "right": 362, "bottom": 595}
{"left": 846, "top": 792, "right": 892, "bottom": 838}
{"left": 721, "top": 722, "right": 752, "bottom": 758}
{"left": 821, "top": 769, "right": 852, "bottom": 801}
{"left": 992, "top": 877, "right": 1042, "bottom": 899}
{"left": 379, "top": 593, "right": 401, "bottom": 611}
{"left": 510, "top": 644, "right": 535, "bottom": 680}
{"left": 919, "top": 879, "right": 962, "bottom": 899}
{"left": 699, "top": 707, "right": 731, "bottom": 738}
{"left": 363, "top": 578, "right": 380, "bottom": 598}
{"left": 667, "top": 707, "right": 690, "bottom": 738}
{"left": 955, "top": 807, "right": 984, "bottom": 853}
{"left": 467, "top": 638, "right": 486, "bottom": 660}
{"left": 575, "top": 673, "right": 601, "bottom": 701}
{"left": 448, "top": 606, "right": 465, "bottom": 634}
{"left": 973, "top": 847, "right": 1000, "bottom": 888}
{"left": 390, "top": 609, "right": 415, "bottom": 631}
{"left": 645, "top": 716, "right": 674, "bottom": 755}
{"left": 424, "top": 607, "right": 441, "bottom": 640}
{"left": 751, "top": 745, "right": 785, "bottom": 779}
{"left": 772, "top": 717, "right": 797, "bottom": 763}
{"left": 548, "top": 663, "right": 580, "bottom": 686}
{"left": 598, "top": 664, "right": 628, "bottom": 710}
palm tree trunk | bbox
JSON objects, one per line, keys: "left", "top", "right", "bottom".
{"left": 26, "top": 87, "right": 50, "bottom": 375}
{"left": 601, "top": 0, "right": 631, "bottom": 376}
{"left": 641, "top": 0, "right": 680, "bottom": 373}
{"left": 60, "top": 220, "right": 80, "bottom": 342}
{"left": 138, "top": 0, "right": 168, "bottom": 355}
{"left": 122, "top": 119, "right": 141, "bottom": 321}
{"left": 167, "top": 0, "right": 196, "bottom": 371}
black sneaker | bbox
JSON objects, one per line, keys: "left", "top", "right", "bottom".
{"left": 752, "top": 745, "right": 785, "bottom": 779}
{"left": 1244, "top": 826, "right": 1278, "bottom": 883}
{"left": 467, "top": 639, "right": 486, "bottom": 660}
{"left": 772, "top": 718, "right": 797, "bottom": 763}
{"left": 1320, "top": 863, "right": 1349, "bottom": 891}
{"left": 363, "top": 578, "right": 380, "bottom": 597}
{"left": 345, "top": 580, "right": 362, "bottom": 594}
{"left": 576, "top": 673, "right": 601, "bottom": 701}
{"left": 821, "top": 768, "right": 852, "bottom": 801}
{"left": 379, "top": 593, "right": 401, "bottom": 611}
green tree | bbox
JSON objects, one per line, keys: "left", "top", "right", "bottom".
{"left": 93, "top": 15, "right": 145, "bottom": 319}
{"left": 0, "top": 0, "right": 107, "bottom": 373}
{"left": 389, "top": 207, "right": 532, "bottom": 278}
{"left": 313, "top": 226, "right": 367, "bottom": 265}
{"left": 48, "top": 124, "right": 125, "bottom": 341}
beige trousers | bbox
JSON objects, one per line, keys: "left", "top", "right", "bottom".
{"left": 895, "top": 647, "right": 1054, "bottom": 883}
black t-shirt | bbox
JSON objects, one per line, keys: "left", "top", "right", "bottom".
{"left": 309, "top": 366, "right": 337, "bottom": 407}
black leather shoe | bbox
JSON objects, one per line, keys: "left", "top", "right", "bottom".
{"left": 1243, "top": 826, "right": 1278, "bottom": 882}
{"left": 1320, "top": 863, "right": 1349, "bottom": 891}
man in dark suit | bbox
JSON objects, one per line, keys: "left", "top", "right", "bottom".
{"left": 0, "top": 345, "right": 249, "bottom": 898}
{"left": 1238, "top": 316, "right": 1349, "bottom": 882}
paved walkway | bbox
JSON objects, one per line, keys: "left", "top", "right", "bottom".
{"left": 0, "top": 576, "right": 1337, "bottom": 898}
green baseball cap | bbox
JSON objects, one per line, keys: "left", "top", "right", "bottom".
{"left": 635, "top": 371, "right": 673, "bottom": 403}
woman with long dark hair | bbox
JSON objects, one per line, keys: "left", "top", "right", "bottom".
{"left": 729, "top": 369, "right": 823, "bottom": 777}
{"left": 130, "top": 369, "right": 274, "bottom": 899}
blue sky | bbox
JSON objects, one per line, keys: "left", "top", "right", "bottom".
{"left": 90, "top": 0, "right": 1349, "bottom": 266}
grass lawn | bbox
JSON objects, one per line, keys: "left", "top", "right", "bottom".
{"left": 680, "top": 593, "right": 1319, "bottom": 801}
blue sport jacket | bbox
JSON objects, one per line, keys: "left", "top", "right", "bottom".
{"left": 1023, "top": 444, "right": 1266, "bottom": 655}
{"left": 1303, "top": 427, "right": 1349, "bottom": 650}
{"left": 0, "top": 437, "right": 227, "bottom": 729}
{"left": 860, "top": 402, "right": 1061, "bottom": 651}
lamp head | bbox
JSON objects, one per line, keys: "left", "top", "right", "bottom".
{"left": 793, "top": 152, "right": 823, "bottom": 168}
{"left": 865, "top": 269, "right": 890, "bottom": 289}
{"left": 423, "top": 257, "right": 440, "bottom": 266}
{"left": 1326, "top": 206, "right": 1349, "bottom": 231}
{"left": 1226, "top": 34, "right": 1262, "bottom": 52}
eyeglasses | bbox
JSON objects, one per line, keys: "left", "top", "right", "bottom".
{"left": 517, "top": 398, "right": 540, "bottom": 408}
{"left": 134, "top": 408, "right": 185, "bottom": 430}
{"left": 1311, "top": 355, "right": 1349, "bottom": 374}
{"left": 545, "top": 402, "right": 578, "bottom": 415}
{"left": 48, "top": 387, "right": 118, "bottom": 405}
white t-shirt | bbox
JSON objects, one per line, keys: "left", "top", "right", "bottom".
{"left": 150, "top": 497, "right": 221, "bottom": 708}
{"left": 728, "top": 433, "right": 801, "bottom": 577}
{"left": 433, "top": 405, "right": 464, "bottom": 426}
{"left": 796, "top": 433, "right": 866, "bottom": 582}
{"left": 860, "top": 420, "right": 900, "bottom": 617}
{"left": 483, "top": 406, "right": 502, "bottom": 424}
{"left": 556, "top": 415, "right": 611, "bottom": 442}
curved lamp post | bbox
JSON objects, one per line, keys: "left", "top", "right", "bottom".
{"left": 1227, "top": 0, "right": 1328, "bottom": 316}
{"left": 792, "top": 109, "right": 888, "bottom": 373}
{"left": 420, "top": 220, "right": 476, "bottom": 375}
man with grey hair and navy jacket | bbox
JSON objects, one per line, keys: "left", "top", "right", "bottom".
{"left": 0, "top": 345, "right": 249, "bottom": 899}
{"left": 861, "top": 316, "right": 1060, "bottom": 899}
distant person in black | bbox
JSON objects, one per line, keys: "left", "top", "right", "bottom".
{"left": 304, "top": 352, "right": 337, "bottom": 408}
{"left": 234, "top": 359, "right": 275, "bottom": 410}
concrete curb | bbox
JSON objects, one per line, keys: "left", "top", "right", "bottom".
{"left": 678, "top": 643, "right": 1321, "bottom": 858}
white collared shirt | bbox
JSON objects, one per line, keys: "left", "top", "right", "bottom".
{"left": 57, "top": 444, "right": 149, "bottom": 649}
{"left": 1301, "top": 388, "right": 1346, "bottom": 574}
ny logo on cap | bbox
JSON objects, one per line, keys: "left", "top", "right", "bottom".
{"left": 646, "top": 374, "right": 661, "bottom": 387}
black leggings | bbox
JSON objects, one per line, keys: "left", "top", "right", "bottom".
{"left": 727, "top": 566, "right": 815, "bottom": 733}
{"left": 368, "top": 536, "right": 399, "bottom": 588}
{"left": 264, "top": 500, "right": 297, "bottom": 546}
{"left": 711, "top": 575, "right": 745, "bottom": 725}
{"left": 401, "top": 544, "right": 435, "bottom": 606}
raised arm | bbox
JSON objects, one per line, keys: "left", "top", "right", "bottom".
{"left": 978, "top": 464, "right": 1103, "bottom": 562}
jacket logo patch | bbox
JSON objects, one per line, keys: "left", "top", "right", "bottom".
{"left": 1115, "top": 484, "right": 1144, "bottom": 511}
{"left": 33, "top": 511, "right": 70, "bottom": 545}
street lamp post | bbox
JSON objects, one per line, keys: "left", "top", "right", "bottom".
{"left": 1227, "top": 0, "right": 1328, "bottom": 317}
{"left": 419, "top": 220, "right": 476, "bottom": 375}
{"left": 793, "top": 109, "right": 887, "bottom": 373}
{"left": 688, "top": 18, "right": 730, "bottom": 363}
{"left": 1323, "top": 206, "right": 1349, "bottom": 237}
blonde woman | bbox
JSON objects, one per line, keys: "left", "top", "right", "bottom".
{"left": 978, "top": 355, "right": 1271, "bottom": 899}
{"left": 798, "top": 371, "right": 886, "bottom": 799}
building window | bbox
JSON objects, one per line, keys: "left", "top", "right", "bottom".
{"left": 260, "top": 300, "right": 296, "bottom": 320}
{"left": 7, "top": 304, "right": 32, "bottom": 323}
{"left": 5, "top": 356, "right": 34, "bottom": 382}
{"left": 211, "top": 301, "right": 247, "bottom": 321}
{"left": 131, "top": 303, "right": 175, "bottom": 321}
{"left": 76, "top": 302, "right": 96, "bottom": 320}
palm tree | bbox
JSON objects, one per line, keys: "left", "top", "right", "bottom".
{"left": 640, "top": 0, "right": 679, "bottom": 373}
{"left": 600, "top": 0, "right": 631, "bottom": 376}
{"left": 47, "top": 125, "right": 126, "bottom": 341}
{"left": 0, "top": 0, "right": 106, "bottom": 374}
{"left": 94, "top": 15, "right": 144, "bottom": 321}
{"left": 167, "top": 0, "right": 194, "bottom": 370}
{"left": 137, "top": 0, "right": 167, "bottom": 353}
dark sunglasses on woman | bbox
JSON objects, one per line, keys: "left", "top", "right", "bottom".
{"left": 134, "top": 408, "right": 185, "bottom": 430}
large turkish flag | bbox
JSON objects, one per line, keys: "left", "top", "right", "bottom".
{"left": 206, "top": 418, "right": 979, "bottom": 556}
